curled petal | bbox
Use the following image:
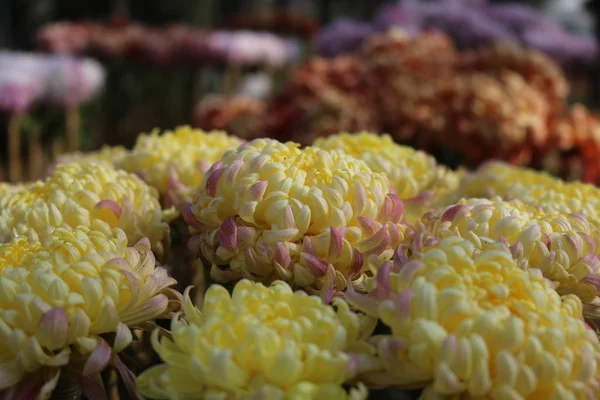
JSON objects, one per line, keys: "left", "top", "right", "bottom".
{"left": 181, "top": 204, "right": 203, "bottom": 230}
{"left": 302, "top": 237, "right": 317, "bottom": 257}
{"left": 371, "top": 261, "right": 392, "bottom": 299}
{"left": 346, "top": 286, "right": 380, "bottom": 316}
{"left": 274, "top": 243, "right": 291, "bottom": 269}
{"left": 441, "top": 204, "right": 467, "bottom": 223}
{"left": 249, "top": 181, "right": 268, "bottom": 201}
{"left": 36, "top": 308, "right": 68, "bottom": 351}
{"left": 357, "top": 217, "right": 377, "bottom": 236}
{"left": 206, "top": 168, "right": 226, "bottom": 196}
{"left": 301, "top": 253, "right": 328, "bottom": 277}
{"left": 96, "top": 200, "right": 122, "bottom": 218}
{"left": 383, "top": 194, "right": 403, "bottom": 223}
{"left": 219, "top": 217, "right": 238, "bottom": 252}
{"left": 395, "top": 289, "right": 413, "bottom": 319}
{"left": 113, "top": 323, "right": 133, "bottom": 353}
{"left": 583, "top": 274, "right": 600, "bottom": 293}
{"left": 320, "top": 269, "right": 335, "bottom": 304}
{"left": 349, "top": 248, "right": 364, "bottom": 278}
{"left": 83, "top": 339, "right": 112, "bottom": 377}
{"left": 328, "top": 226, "right": 346, "bottom": 259}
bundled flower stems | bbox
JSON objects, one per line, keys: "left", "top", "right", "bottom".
{"left": 10, "top": 127, "right": 597, "bottom": 398}
{"left": 0, "top": 52, "right": 105, "bottom": 182}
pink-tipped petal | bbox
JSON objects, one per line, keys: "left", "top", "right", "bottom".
{"left": 398, "top": 260, "right": 422, "bottom": 283}
{"left": 441, "top": 204, "right": 467, "bottom": 223}
{"left": 393, "top": 245, "right": 408, "bottom": 271}
{"left": 218, "top": 217, "right": 238, "bottom": 251}
{"left": 328, "top": 226, "right": 346, "bottom": 259}
{"left": 509, "top": 241, "right": 524, "bottom": 260}
{"left": 302, "top": 236, "right": 317, "bottom": 256}
{"left": 395, "top": 289, "right": 413, "bottom": 319}
{"left": 37, "top": 308, "right": 68, "bottom": 351}
{"left": 249, "top": 181, "right": 268, "bottom": 201}
{"left": 320, "top": 275, "right": 334, "bottom": 304}
{"left": 227, "top": 160, "right": 244, "bottom": 183}
{"left": 205, "top": 160, "right": 223, "bottom": 176}
{"left": 349, "top": 248, "right": 364, "bottom": 278}
{"left": 583, "top": 273, "right": 600, "bottom": 293}
{"left": 301, "top": 253, "right": 328, "bottom": 277}
{"left": 83, "top": 340, "right": 112, "bottom": 377}
{"left": 274, "top": 243, "right": 291, "bottom": 269}
{"left": 357, "top": 216, "right": 377, "bottom": 235}
{"left": 206, "top": 167, "right": 226, "bottom": 196}
{"left": 181, "top": 204, "right": 203, "bottom": 230}
{"left": 95, "top": 200, "right": 122, "bottom": 218}
{"left": 133, "top": 237, "right": 151, "bottom": 251}
{"left": 387, "top": 194, "right": 404, "bottom": 223}
{"left": 372, "top": 262, "right": 392, "bottom": 299}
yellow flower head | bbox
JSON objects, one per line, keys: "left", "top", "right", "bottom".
{"left": 0, "top": 227, "right": 179, "bottom": 398}
{"left": 0, "top": 163, "right": 172, "bottom": 259}
{"left": 0, "top": 182, "right": 30, "bottom": 209}
{"left": 348, "top": 236, "right": 600, "bottom": 398}
{"left": 137, "top": 279, "right": 373, "bottom": 400}
{"left": 314, "top": 132, "right": 457, "bottom": 204}
{"left": 460, "top": 161, "right": 600, "bottom": 223}
{"left": 185, "top": 138, "right": 408, "bottom": 299}
{"left": 420, "top": 197, "right": 600, "bottom": 304}
{"left": 55, "top": 145, "right": 129, "bottom": 170}
{"left": 120, "top": 126, "right": 243, "bottom": 207}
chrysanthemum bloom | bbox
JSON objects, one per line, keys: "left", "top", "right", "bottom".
{"left": 348, "top": 236, "right": 600, "bottom": 398}
{"left": 55, "top": 145, "right": 129, "bottom": 171}
{"left": 137, "top": 279, "right": 375, "bottom": 399}
{"left": 185, "top": 138, "right": 407, "bottom": 299}
{"left": 0, "top": 227, "right": 180, "bottom": 398}
{"left": 314, "top": 132, "right": 459, "bottom": 220}
{"left": 459, "top": 161, "right": 600, "bottom": 220}
{"left": 0, "top": 163, "right": 172, "bottom": 259}
{"left": 545, "top": 104, "right": 600, "bottom": 184}
{"left": 120, "top": 126, "right": 243, "bottom": 207}
{"left": 459, "top": 42, "right": 569, "bottom": 115}
{"left": 420, "top": 196, "right": 600, "bottom": 304}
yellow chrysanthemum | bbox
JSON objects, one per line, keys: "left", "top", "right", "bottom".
{"left": 459, "top": 161, "right": 600, "bottom": 219}
{"left": 55, "top": 145, "right": 129, "bottom": 170}
{"left": 314, "top": 133, "right": 458, "bottom": 207}
{"left": 185, "top": 138, "right": 407, "bottom": 298}
{"left": 419, "top": 197, "right": 600, "bottom": 304}
{"left": 120, "top": 126, "right": 243, "bottom": 207}
{"left": 348, "top": 236, "right": 600, "bottom": 399}
{"left": 137, "top": 279, "right": 374, "bottom": 400}
{"left": 0, "top": 182, "right": 30, "bottom": 209}
{"left": 0, "top": 227, "right": 179, "bottom": 398}
{"left": 0, "top": 163, "right": 172, "bottom": 259}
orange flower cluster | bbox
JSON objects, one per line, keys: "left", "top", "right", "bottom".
{"left": 265, "top": 30, "right": 572, "bottom": 168}
{"left": 191, "top": 29, "right": 600, "bottom": 182}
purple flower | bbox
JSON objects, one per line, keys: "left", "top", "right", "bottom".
{"left": 315, "top": 18, "right": 375, "bottom": 57}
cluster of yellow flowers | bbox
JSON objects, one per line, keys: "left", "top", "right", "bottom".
{"left": 58, "top": 126, "right": 243, "bottom": 208}
{"left": 5, "top": 129, "right": 600, "bottom": 399}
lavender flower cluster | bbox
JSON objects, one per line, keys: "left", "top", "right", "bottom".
{"left": 316, "top": 0, "right": 597, "bottom": 66}
{"left": 0, "top": 52, "right": 105, "bottom": 113}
